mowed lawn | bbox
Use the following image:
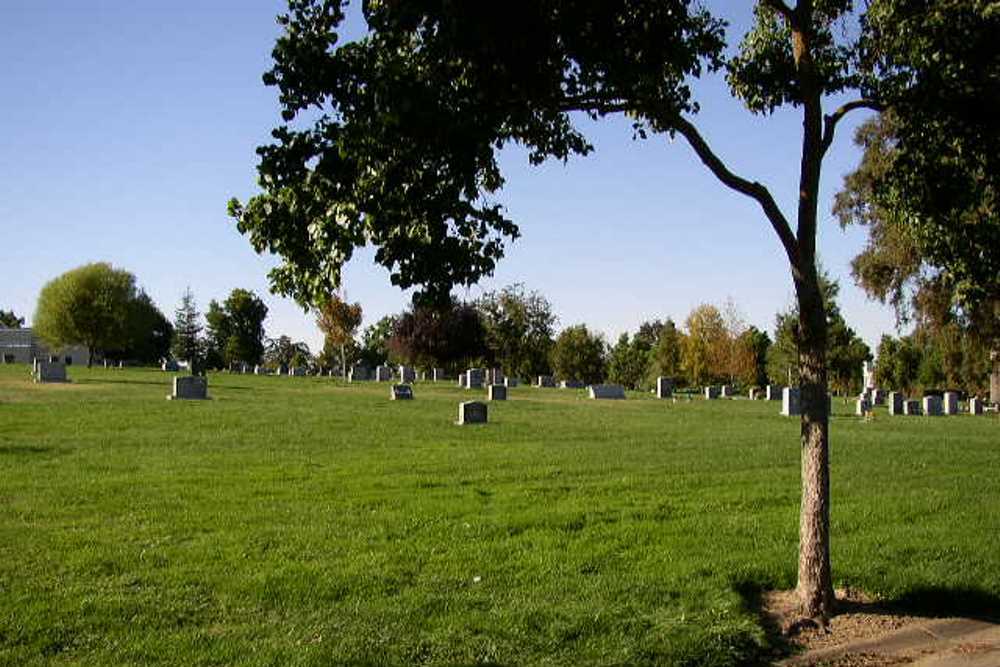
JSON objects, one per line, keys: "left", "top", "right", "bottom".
{"left": 1, "top": 366, "right": 998, "bottom": 666}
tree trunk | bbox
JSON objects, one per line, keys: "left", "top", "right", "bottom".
{"left": 794, "top": 270, "right": 835, "bottom": 621}
{"left": 341, "top": 345, "right": 347, "bottom": 381}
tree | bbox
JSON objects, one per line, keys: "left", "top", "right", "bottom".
{"left": 549, "top": 325, "right": 606, "bottom": 385}
{"left": 113, "top": 293, "right": 173, "bottom": 364}
{"left": 264, "top": 335, "right": 311, "bottom": 370}
{"left": 607, "top": 333, "right": 652, "bottom": 390}
{"left": 742, "top": 326, "right": 772, "bottom": 388}
{"left": 203, "top": 289, "right": 270, "bottom": 369}
{"left": 317, "top": 294, "right": 363, "bottom": 378}
{"left": 649, "top": 319, "right": 683, "bottom": 385}
{"left": 681, "top": 304, "right": 726, "bottom": 386}
{"left": 34, "top": 262, "right": 142, "bottom": 367}
{"left": 0, "top": 310, "right": 24, "bottom": 328}
{"left": 229, "top": 0, "right": 993, "bottom": 620}
{"left": 387, "top": 298, "right": 488, "bottom": 371}
{"left": 358, "top": 315, "right": 397, "bottom": 369}
{"left": 171, "top": 288, "right": 203, "bottom": 370}
{"left": 477, "top": 284, "right": 556, "bottom": 379}
{"left": 204, "top": 300, "right": 230, "bottom": 369}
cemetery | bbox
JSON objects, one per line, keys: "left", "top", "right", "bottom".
{"left": 1, "top": 363, "right": 998, "bottom": 666}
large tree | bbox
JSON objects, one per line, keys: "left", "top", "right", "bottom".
{"left": 477, "top": 284, "right": 556, "bottom": 380}
{"left": 205, "top": 289, "right": 270, "bottom": 369}
{"left": 549, "top": 325, "right": 607, "bottom": 385}
{"left": 230, "top": 0, "right": 992, "bottom": 620}
{"left": 0, "top": 310, "right": 25, "bottom": 328}
{"left": 34, "top": 262, "right": 142, "bottom": 367}
{"left": 387, "top": 298, "right": 488, "bottom": 371}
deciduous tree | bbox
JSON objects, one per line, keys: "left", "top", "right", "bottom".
{"left": 550, "top": 325, "right": 606, "bottom": 385}
{"left": 0, "top": 310, "right": 25, "bottom": 328}
{"left": 317, "top": 294, "right": 363, "bottom": 378}
{"left": 477, "top": 284, "right": 556, "bottom": 380}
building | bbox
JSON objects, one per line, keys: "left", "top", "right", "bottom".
{"left": 0, "top": 327, "right": 90, "bottom": 366}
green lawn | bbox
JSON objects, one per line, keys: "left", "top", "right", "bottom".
{"left": 1, "top": 365, "right": 998, "bottom": 666}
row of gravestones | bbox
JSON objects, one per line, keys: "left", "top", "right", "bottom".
{"left": 350, "top": 365, "right": 447, "bottom": 383}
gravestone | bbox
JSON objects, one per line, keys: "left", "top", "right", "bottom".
{"left": 560, "top": 379, "right": 585, "bottom": 389}
{"left": 943, "top": 392, "right": 959, "bottom": 415}
{"left": 398, "top": 365, "right": 416, "bottom": 383}
{"left": 871, "top": 388, "right": 886, "bottom": 406}
{"left": 390, "top": 384, "right": 413, "bottom": 400}
{"left": 290, "top": 367, "right": 306, "bottom": 377}
{"left": 970, "top": 397, "right": 984, "bottom": 415}
{"left": 375, "top": 366, "right": 392, "bottom": 382}
{"left": 466, "top": 368, "right": 484, "bottom": 389}
{"left": 168, "top": 375, "right": 207, "bottom": 400}
{"left": 458, "top": 374, "right": 468, "bottom": 388}
{"left": 589, "top": 384, "right": 626, "bottom": 400}
{"left": 504, "top": 377, "right": 520, "bottom": 388}
{"left": 888, "top": 391, "right": 904, "bottom": 415}
{"left": 704, "top": 386, "right": 720, "bottom": 400}
{"left": 457, "top": 401, "right": 487, "bottom": 425}
{"left": 720, "top": 385, "right": 732, "bottom": 398}
{"left": 488, "top": 384, "right": 507, "bottom": 401}
{"left": 254, "top": 365, "right": 262, "bottom": 375}
{"left": 922, "top": 395, "right": 943, "bottom": 416}
{"left": 34, "top": 361, "right": 67, "bottom": 383}
{"left": 855, "top": 397, "right": 871, "bottom": 416}
{"left": 903, "top": 399, "right": 921, "bottom": 416}
{"left": 162, "top": 359, "right": 180, "bottom": 372}
{"left": 656, "top": 377, "right": 674, "bottom": 399}
{"left": 766, "top": 385, "right": 781, "bottom": 401}
{"left": 991, "top": 351, "right": 999, "bottom": 406}
{"left": 487, "top": 368, "right": 505, "bottom": 385}
{"left": 537, "top": 375, "right": 555, "bottom": 388}
{"left": 749, "top": 388, "right": 759, "bottom": 400}
{"left": 432, "top": 368, "right": 445, "bottom": 382}
{"left": 781, "top": 387, "right": 801, "bottom": 416}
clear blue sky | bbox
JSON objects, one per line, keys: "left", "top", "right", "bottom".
{"left": 1, "top": 1, "right": 898, "bottom": 353}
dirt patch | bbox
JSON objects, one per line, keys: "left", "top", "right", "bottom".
{"left": 764, "top": 588, "right": 958, "bottom": 665}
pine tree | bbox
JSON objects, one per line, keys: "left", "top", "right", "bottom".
{"left": 171, "top": 288, "right": 203, "bottom": 369}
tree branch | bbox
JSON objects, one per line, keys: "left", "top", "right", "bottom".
{"left": 762, "top": 0, "right": 796, "bottom": 24}
{"left": 672, "top": 116, "right": 800, "bottom": 269}
{"left": 821, "top": 99, "right": 883, "bottom": 155}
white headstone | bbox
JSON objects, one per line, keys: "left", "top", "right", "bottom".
{"left": 969, "top": 397, "right": 984, "bottom": 415}
{"left": 942, "top": 392, "right": 959, "bottom": 415}
{"left": 781, "top": 387, "right": 801, "bottom": 416}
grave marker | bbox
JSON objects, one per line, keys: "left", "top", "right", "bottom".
{"left": 704, "top": 386, "right": 720, "bottom": 400}
{"left": 943, "top": 392, "right": 959, "bottom": 415}
{"left": 922, "top": 395, "right": 943, "bottom": 416}
{"left": 488, "top": 384, "right": 507, "bottom": 401}
{"left": 656, "top": 377, "right": 674, "bottom": 399}
{"left": 781, "top": 387, "right": 801, "bottom": 416}
{"left": 536, "top": 375, "right": 555, "bottom": 388}
{"left": 168, "top": 376, "right": 207, "bottom": 400}
{"left": 903, "top": 399, "right": 921, "bottom": 416}
{"left": 589, "top": 384, "right": 626, "bottom": 400}
{"left": 390, "top": 384, "right": 413, "bottom": 400}
{"left": 457, "top": 401, "right": 487, "bottom": 424}
{"left": 34, "top": 361, "right": 67, "bottom": 383}
{"left": 970, "top": 397, "right": 984, "bottom": 415}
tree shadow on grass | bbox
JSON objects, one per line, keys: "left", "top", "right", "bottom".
{"left": 76, "top": 377, "right": 166, "bottom": 387}
{"left": 732, "top": 578, "right": 1000, "bottom": 665}
{"left": 0, "top": 445, "right": 67, "bottom": 456}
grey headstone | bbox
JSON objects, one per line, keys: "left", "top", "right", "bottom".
{"left": 536, "top": 375, "right": 555, "bottom": 388}
{"left": 560, "top": 379, "right": 585, "bottom": 389}
{"left": 922, "top": 395, "right": 943, "bottom": 416}
{"left": 503, "top": 377, "right": 520, "bottom": 387}
{"left": 161, "top": 359, "right": 180, "bottom": 372}
{"left": 871, "top": 388, "right": 886, "bottom": 406}
{"left": 457, "top": 401, "right": 487, "bottom": 425}
{"left": 375, "top": 366, "right": 392, "bottom": 382}
{"left": 888, "top": 391, "right": 904, "bottom": 416}
{"left": 390, "top": 384, "right": 413, "bottom": 400}
{"left": 432, "top": 368, "right": 445, "bottom": 382}
{"left": 704, "top": 386, "right": 720, "bottom": 400}
{"left": 781, "top": 387, "right": 801, "bottom": 416}
{"left": 466, "top": 368, "right": 484, "bottom": 389}
{"left": 970, "top": 397, "right": 984, "bottom": 415}
{"left": 720, "top": 385, "right": 732, "bottom": 397}
{"left": 855, "top": 397, "right": 871, "bottom": 416}
{"left": 766, "top": 384, "right": 782, "bottom": 401}
{"left": 488, "top": 384, "right": 507, "bottom": 401}
{"left": 942, "top": 392, "right": 959, "bottom": 415}
{"left": 589, "top": 384, "right": 626, "bottom": 400}
{"left": 398, "top": 365, "right": 416, "bottom": 383}
{"left": 169, "top": 375, "right": 207, "bottom": 400}
{"left": 34, "top": 361, "right": 67, "bottom": 383}
{"left": 903, "top": 399, "right": 921, "bottom": 416}
{"left": 656, "top": 377, "right": 674, "bottom": 399}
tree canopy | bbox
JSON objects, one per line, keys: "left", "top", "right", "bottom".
{"left": 0, "top": 310, "right": 25, "bottom": 328}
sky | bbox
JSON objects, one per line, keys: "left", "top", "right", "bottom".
{"left": 0, "top": 1, "right": 900, "bottom": 354}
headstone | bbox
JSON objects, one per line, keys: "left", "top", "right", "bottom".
{"left": 34, "top": 361, "right": 67, "bottom": 383}
{"left": 431, "top": 368, "right": 445, "bottom": 382}
{"left": 855, "top": 397, "right": 871, "bottom": 416}
{"left": 503, "top": 377, "right": 519, "bottom": 388}
{"left": 589, "top": 384, "right": 626, "bottom": 400}
{"left": 922, "top": 395, "right": 943, "bottom": 416}
{"left": 390, "top": 384, "right": 413, "bottom": 400}
{"left": 254, "top": 365, "right": 262, "bottom": 375}
{"left": 375, "top": 365, "right": 392, "bottom": 382}
{"left": 168, "top": 375, "right": 207, "bottom": 400}
{"left": 457, "top": 401, "right": 487, "bottom": 425}
{"left": 560, "top": 379, "right": 585, "bottom": 389}
{"left": 161, "top": 359, "right": 180, "bottom": 372}
{"left": 398, "top": 365, "right": 416, "bottom": 383}
{"left": 488, "top": 384, "right": 507, "bottom": 401}
{"left": 118, "top": 360, "right": 124, "bottom": 369}
{"left": 871, "top": 388, "right": 886, "bottom": 406}
{"left": 749, "top": 388, "right": 759, "bottom": 400}
{"left": 970, "top": 397, "right": 984, "bottom": 415}
{"left": 888, "top": 391, "right": 904, "bottom": 416}
{"left": 704, "top": 386, "right": 720, "bottom": 400}
{"left": 766, "top": 385, "right": 782, "bottom": 401}
{"left": 465, "top": 368, "right": 484, "bottom": 389}
{"left": 487, "top": 368, "right": 505, "bottom": 386}
{"left": 458, "top": 374, "right": 468, "bottom": 388}
{"left": 781, "top": 387, "right": 801, "bottom": 416}
{"left": 656, "top": 377, "right": 674, "bottom": 399}
{"left": 720, "top": 385, "right": 733, "bottom": 398}
{"left": 537, "top": 375, "right": 555, "bottom": 388}
{"left": 942, "top": 392, "right": 959, "bottom": 415}
{"left": 991, "top": 351, "right": 999, "bottom": 406}
{"left": 290, "top": 367, "right": 306, "bottom": 377}
{"left": 904, "top": 399, "right": 921, "bottom": 416}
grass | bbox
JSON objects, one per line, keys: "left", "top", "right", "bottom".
{"left": 0, "top": 364, "right": 998, "bottom": 666}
